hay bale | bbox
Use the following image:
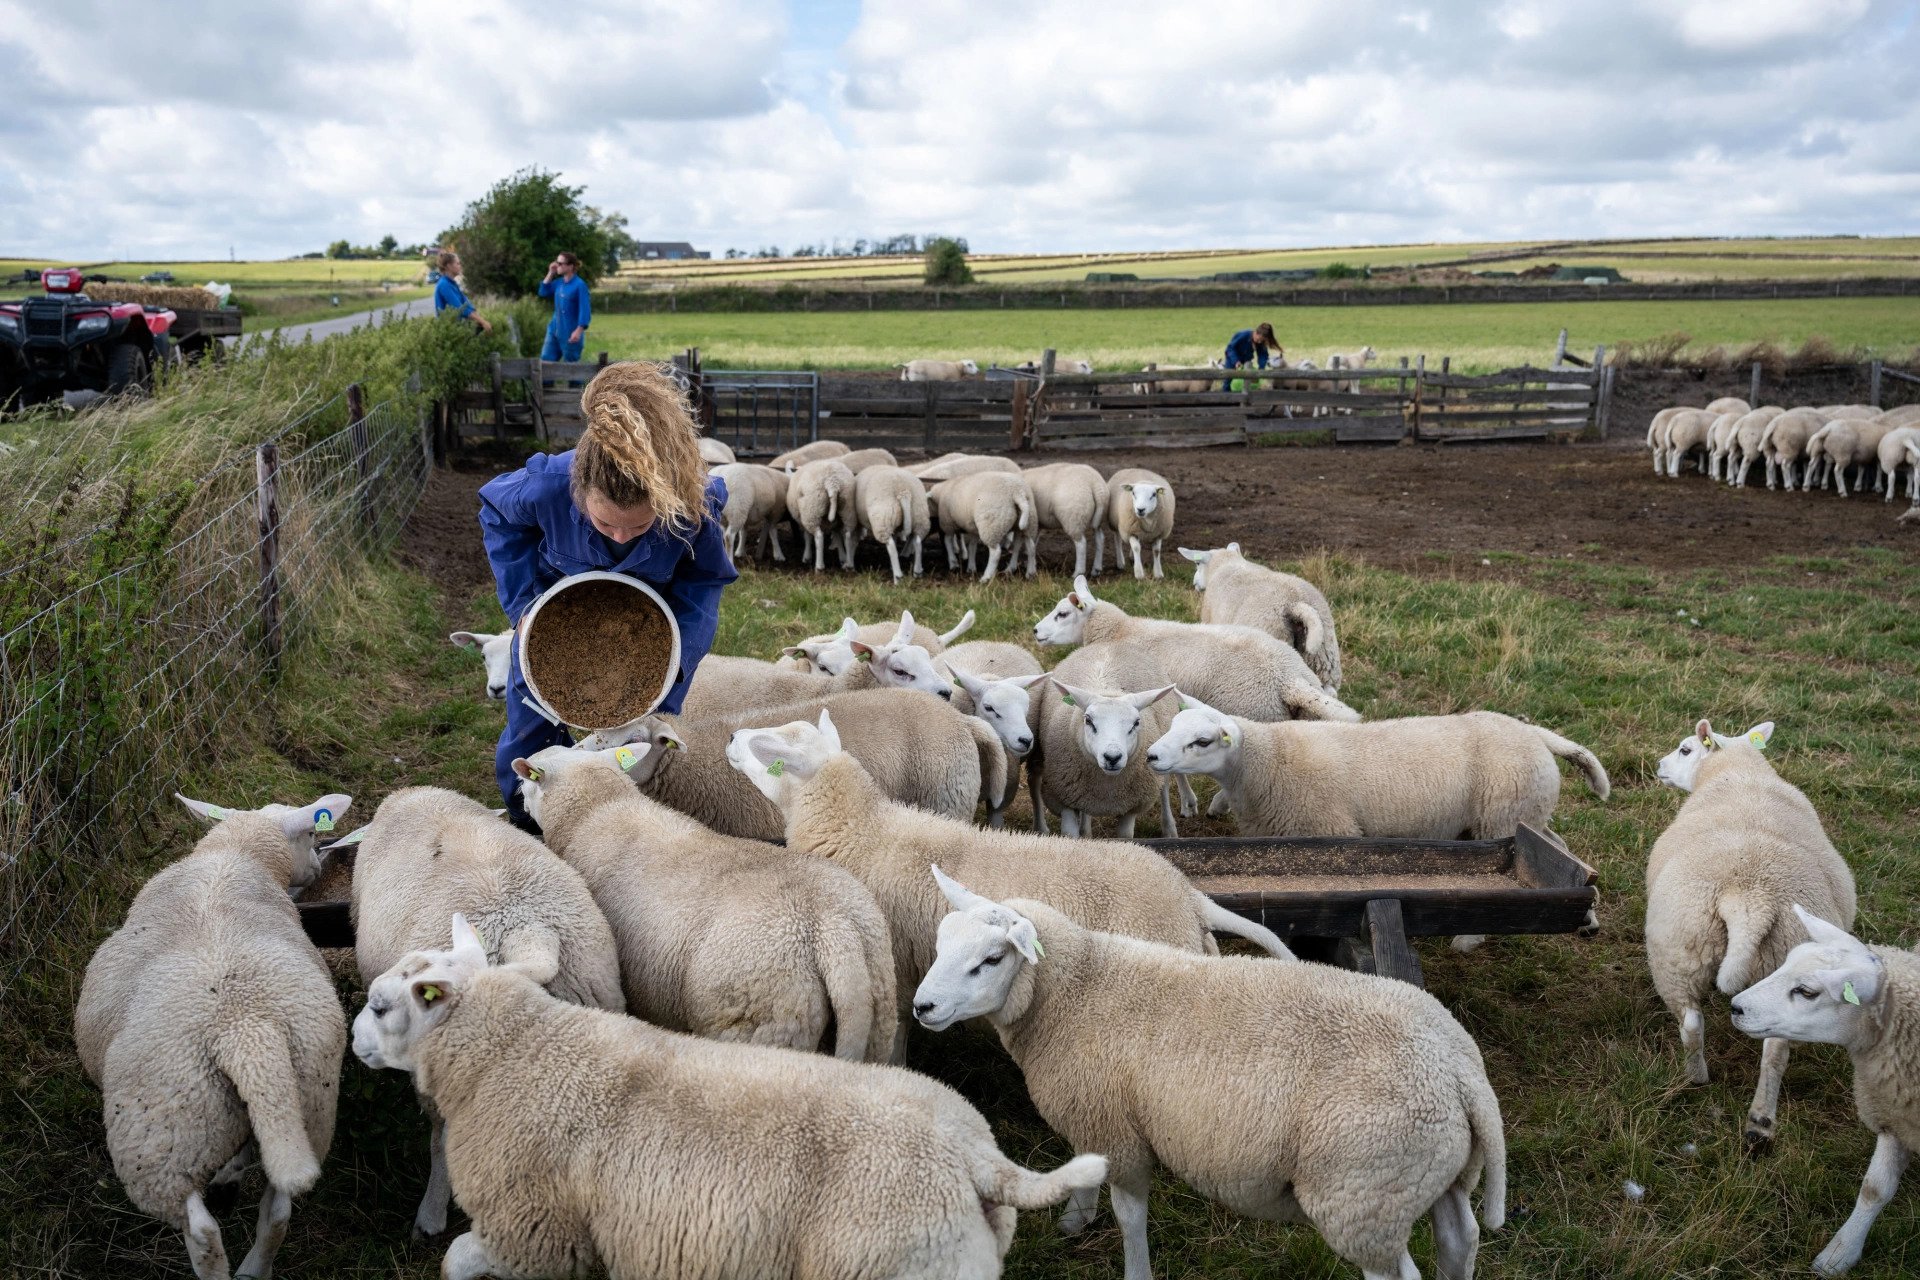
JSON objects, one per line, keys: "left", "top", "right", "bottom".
{"left": 77, "top": 281, "right": 220, "bottom": 310}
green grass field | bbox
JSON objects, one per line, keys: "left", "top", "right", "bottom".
{"left": 0, "top": 256, "right": 429, "bottom": 286}
{"left": 10, "top": 525, "right": 1919, "bottom": 1278}
{"left": 586, "top": 295, "right": 1920, "bottom": 372}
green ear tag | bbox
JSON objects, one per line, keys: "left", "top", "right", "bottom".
{"left": 313, "top": 809, "right": 335, "bottom": 833}
{"left": 1749, "top": 731, "right": 1768, "bottom": 750}
{"left": 205, "top": 805, "right": 228, "bottom": 820}
{"left": 1032, "top": 936, "right": 1045, "bottom": 959}
{"left": 1220, "top": 731, "right": 1231, "bottom": 747}
{"left": 1061, "top": 692, "right": 1076, "bottom": 706}
{"left": 420, "top": 984, "right": 442, "bottom": 1004}
{"left": 1844, "top": 982, "right": 1861, "bottom": 1006}
{"left": 614, "top": 746, "right": 639, "bottom": 771}
{"left": 766, "top": 759, "right": 785, "bottom": 778}
{"left": 856, "top": 650, "right": 872, "bottom": 663}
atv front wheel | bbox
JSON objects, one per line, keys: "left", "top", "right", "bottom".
{"left": 106, "top": 342, "right": 151, "bottom": 397}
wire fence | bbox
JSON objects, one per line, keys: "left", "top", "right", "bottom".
{"left": 0, "top": 389, "right": 430, "bottom": 994}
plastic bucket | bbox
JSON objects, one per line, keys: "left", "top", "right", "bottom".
{"left": 517, "top": 571, "right": 682, "bottom": 730}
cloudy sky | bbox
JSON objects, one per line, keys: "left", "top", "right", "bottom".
{"left": 3, "top": 0, "right": 1917, "bottom": 260}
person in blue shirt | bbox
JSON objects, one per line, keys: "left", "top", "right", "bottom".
{"left": 537, "top": 251, "right": 591, "bottom": 362}
{"left": 1220, "top": 321, "right": 1279, "bottom": 389}
{"left": 479, "top": 361, "right": 737, "bottom": 826}
{"left": 431, "top": 250, "right": 492, "bottom": 333}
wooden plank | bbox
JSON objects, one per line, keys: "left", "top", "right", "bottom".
{"left": 1202, "top": 886, "right": 1595, "bottom": 938}
{"left": 1420, "top": 409, "right": 1592, "bottom": 425}
{"left": 1428, "top": 387, "right": 1595, "bottom": 406}
{"left": 1425, "top": 425, "right": 1576, "bottom": 442}
{"left": 1036, "top": 414, "right": 1248, "bottom": 439}
{"left": 1366, "top": 899, "right": 1424, "bottom": 986}
{"left": 1043, "top": 433, "right": 1247, "bottom": 451}
{"left": 1422, "top": 368, "right": 1600, "bottom": 390}
{"left": 1150, "top": 834, "right": 1514, "bottom": 879}
{"left": 1512, "top": 823, "right": 1598, "bottom": 890}
{"left": 1335, "top": 421, "right": 1409, "bottom": 443}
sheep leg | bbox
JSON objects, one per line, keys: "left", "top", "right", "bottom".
{"left": 1129, "top": 536, "right": 1146, "bottom": 580}
{"left": 812, "top": 525, "right": 826, "bottom": 572}
{"left": 842, "top": 528, "right": 857, "bottom": 569}
{"left": 1175, "top": 774, "right": 1198, "bottom": 817}
{"left": 1155, "top": 784, "right": 1174, "bottom": 837}
{"left": 1094, "top": 527, "right": 1106, "bottom": 574}
{"left": 1430, "top": 1184, "right": 1479, "bottom": 1280}
{"left": 1072, "top": 534, "right": 1088, "bottom": 579}
{"left": 768, "top": 526, "right": 785, "bottom": 562}
{"left": 1110, "top": 1172, "right": 1157, "bottom": 1280}
{"left": 1151, "top": 539, "right": 1164, "bottom": 579}
{"left": 883, "top": 535, "right": 903, "bottom": 582}
{"left": 234, "top": 1184, "right": 292, "bottom": 1280}
{"left": 1207, "top": 788, "right": 1231, "bottom": 817}
{"left": 442, "top": 1232, "right": 535, "bottom": 1280}
{"left": 1118, "top": 813, "right": 1137, "bottom": 839}
{"left": 1680, "top": 1005, "right": 1709, "bottom": 1085}
{"left": 1029, "top": 767, "right": 1051, "bottom": 835}
{"left": 980, "top": 543, "right": 1002, "bottom": 583}
{"left": 415, "top": 1113, "right": 453, "bottom": 1238}
{"left": 1765, "top": 457, "right": 1777, "bottom": 489}
{"left": 1813, "top": 1131, "right": 1908, "bottom": 1278}
{"left": 912, "top": 534, "right": 924, "bottom": 576}
{"left": 1744, "top": 1036, "right": 1791, "bottom": 1148}
{"left": 182, "top": 1190, "right": 228, "bottom": 1280}
{"left": 1836, "top": 466, "right": 1851, "bottom": 498}
{"left": 1025, "top": 534, "right": 1038, "bottom": 578}
{"left": 1058, "top": 1182, "right": 1102, "bottom": 1235}
{"left": 1113, "top": 537, "right": 1127, "bottom": 571}
{"left": 1059, "top": 807, "right": 1081, "bottom": 838}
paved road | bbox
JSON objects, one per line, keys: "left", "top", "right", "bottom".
{"left": 232, "top": 294, "right": 436, "bottom": 345}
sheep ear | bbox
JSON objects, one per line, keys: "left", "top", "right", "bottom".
{"left": 848, "top": 640, "right": 876, "bottom": 663}
{"left": 282, "top": 794, "right": 352, "bottom": 839}
{"left": 742, "top": 732, "right": 794, "bottom": 775}
{"left": 1073, "top": 574, "right": 1092, "bottom": 599}
{"left": 1177, "top": 547, "right": 1206, "bottom": 563}
{"left": 930, "top": 864, "right": 991, "bottom": 912}
{"left": 1127, "top": 684, "right": 1179, "bottom": 711}
{"left": 1007, "top": 915, "right": 1044, "bottom": 965}
{"left": 511, "top": 757, "right": 543, "bottom": 783}
{"left": 607, "top": 743, "right": 651, "bottom": 773}
{"left": 836, "top": 617, "right": 860, "bottom": 640}
{"left": 448, "top": 913, "right": 487, "bottom": 964}
{"left": 176, "top": 794, "right": 233, "bottom": 824}
{"left": 893, "top": 610, "right": 915, "bottom": 645}
{"left": 1227, "top": 541, "right": 1240, "bottom": 554}
{"left": 952, "top": 667, "right": 988, "bottom": 698}
{"left": 1695, "top": 719, "right": 1715, "bottom": 747}
{"left": 1744, "top": 721, "right": 1774, "bottom": 750}
{"left": 653, "top": 724, "right": 686, "bottom": 752}
{"left": 320, "top": 826, "right": 370, "bottom": 852}
{"left": 1793, "top": 905, "right": 1859, "bottom": 949}
{"left": 1005, "top": 672, "right": 1050, "bottom": 691}
{"left": 817, "top": 708, "right": 843, "bottom": 754}
{"left": 448, "top": 631, "right": 485, "bottom": 651}
{"left": 1054, "top": 680, "right": 1097, "bottom": 709}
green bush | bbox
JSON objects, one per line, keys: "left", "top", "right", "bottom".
{"left": 924, "top": 237, "right": 975, "bottom": 286}
{"left": 441, "top": 168, "right": 613, "bottom": 297}
{"left": 1320, "top": 261, "right": 1363, "bottom": 280}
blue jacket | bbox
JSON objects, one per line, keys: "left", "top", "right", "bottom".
{"left": 433, "top": 274, "right": 475, "bottom": 318}
{"left": 478, "top": 452, "right": 738, "bottom": 715}
{"left": 1224, "top": 328, "right": 1269, "bottom": 368}
{"left": 538, "top": 274, "right": 591, "bottom": 335}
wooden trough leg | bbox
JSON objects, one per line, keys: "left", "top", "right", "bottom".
{"left": 1365, "top": 898, "right": 1424, "bottom": 987}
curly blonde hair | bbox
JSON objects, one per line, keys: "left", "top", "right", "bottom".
{"left": 571, "top": 361, "right": 710, "bottom": 532}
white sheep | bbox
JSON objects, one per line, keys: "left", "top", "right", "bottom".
{"left": 1731, "top": 908, "right": 1920, "bottom": 1276}
{"left": 1178, "top": 541, "right": 1342, "bottom": 690}
{"left": 898, "top": 358, "right": 980, "bottom": 381}
{"left": 1023, "top": 462, "right": 1110, "bottom": 578}
{"left": 347, "top": 785, "right": 624, "bottom": 1237}
{"left": 1326, "top": 345, "right": 1379, "bottom": 395}
{"left": 766, "top": 438, "right": 850, "bottom": 469}
{"left": 711, "top": 461, "right": 789, "bottom": 563}
{"left": 575, "top": 685, "right": 1003, "bottom": 841}
{"left": 724, "top": 709, "right": 1294, "bottom": 1010}
{"left": 1704, "top": 395, "right": 1752, "bottom": 416}
{"left": 685, "top": 615, "right": 955, "bottom": 717}
{"left": 696, "top": 436, "right": 735, "bottom": 466}
{"left": 1645, "top": 406, "right": 1685, "bottom": 474}
{"left": 1106, "top": 467, "right": 1174, "bottom": 578}
{"left": 852, "top": 464, "right": 931, "bottom": 580}
{"left": 1705, "top": 410, "right": 1745, "bottom": 480}
{"left": 936, "top": 640, "right": 1049, "bottom": 827}
{"left": 836, "top": 446, "right": 898, "bottom": 473}
{"left": 1132, "top": 362, "right": 1214, "bottom": 395}
{"left": 785, "top": 456, "right": 858, "bottom": 571}
{"left": 1662, "top": 409, "right": 1719, "bottom": 478}
{"left": 514, "top": 741, "right": 898, "bottom": 1062}
{"left": 1646, "top": 719, "right": 1856, "bottom": 1148}
{"left": 1809, "top": 417, "right": 1896, "bottom": 497}
{"left": 1873, "top": 425, "right": 1920, "bottom": 502}
{"left": 1035, "top": 575, "right": 1361, "bottom": 724}
{"left": 1729, "top": 406, "right": 1787, "bottom": 487}
{"left": 1758, "top": 408, "right": 1827, "bottom": 490}
{"left": 910, "top": 452, "right": 1021, "bottom": 482}
{"left": 1033, "top": 643, "right": 1184, "bottom": 838}
{"left": 779, "top": 608, "right": 975, "bottom": 674}
{"left": 448, "top": 628, "right": 512, "bottom": 700}
{"left": 913, "top": 873, "right": 1506, "bottom": 1280}
{"left": 74, "top": 793, "right": 350, "bottom": 1280}
{"left": 353, "top": 916, "right": 1108, "bottom": 1280}
{"left": 928, "top": 468, "right": 1036, "bottom": 582}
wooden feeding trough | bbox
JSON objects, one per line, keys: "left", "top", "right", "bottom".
{"left": 1142, "top": 823, "right": 1596, "bottom": 987}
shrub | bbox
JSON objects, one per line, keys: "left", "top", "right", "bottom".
{"left": 1320, "top": 262, "right": 1363, "bottom": 280}
{"left": 442, "top": 168, "right": 612, "bottom": 297}
{"left": 924, "top": 237, "right": 975, "bottom": 286}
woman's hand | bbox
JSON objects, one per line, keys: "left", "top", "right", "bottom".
{"left": 569, "top": 327, "right": 584, "bottom": 344}
{"left": 475, "top": 315, "right": 493, "bottom": 334}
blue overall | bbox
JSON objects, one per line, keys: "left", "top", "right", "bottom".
{"left": 479, "top": 453, "right": 737, "bottom": 816}
{"left": 537, "top": 274, "right": 591, "bottom": 362}
{"left": 433, "top": 274, "right": 475, "bottom": 319}
{"left": 1221, "top": 328, "right": 1270, "bottom": 389}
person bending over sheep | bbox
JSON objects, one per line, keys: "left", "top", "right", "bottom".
{"left": 1220, "top": 321, "right": 1279, "bottom": 390}
{"left": 479, "top": 361, "right": 738, "bottom": 829}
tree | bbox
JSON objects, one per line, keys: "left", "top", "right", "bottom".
{"left": 439, "top": 168, "right": 612, "bottom": 296}
{"left": 924, "top": 237, "right": 974, "bottom": 286}
{"left": 377, "top": 234, "right": 399, "bottom": 256}
{"left": 583, "top": 205, "right": 639, "bottom": 272}
{"left": 326, "top": 239, "right": 351, "bottom": 259}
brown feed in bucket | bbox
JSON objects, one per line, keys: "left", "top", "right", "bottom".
{"left": 524, "top": 578, "right": 675, "bottom": 727}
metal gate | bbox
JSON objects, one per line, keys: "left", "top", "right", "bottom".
{"left": 701, "top": 370, "right": 818, "bottom": 457}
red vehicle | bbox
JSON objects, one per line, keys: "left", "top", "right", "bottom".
{"left": 0, "top": 268, "right": 180, "bottom": 407}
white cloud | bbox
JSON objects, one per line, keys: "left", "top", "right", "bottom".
{"left": 0, "top": 0, "right": 1915, "bottom": 259}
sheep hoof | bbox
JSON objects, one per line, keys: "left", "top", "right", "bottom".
{"left": 1743, "top": 1115, "right": 1775, "bottom": 1152}
{"left": 1058, "top": 1203, "right": 1098, "bottom": 1236}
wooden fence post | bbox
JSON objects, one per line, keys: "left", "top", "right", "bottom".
{"left": 923, "top": 380, "right": 938, "bottom": 452}
{"left": 347, "top": 382, "right": 375, "bottom": 541}
{"left": 1411, "top": 355, "right": 1425, "bottom": 441}
{"left": 1596, "top": 365, "right": 1616, "bottom": 439}
{"left": 255, "top": 442, "right": 283, "bottom": 673}
{"left": 1041, "top": 349, "right": 1057, "bottom": 378}
{"left": 1010, "top": 379, "right": 1030, "bottom": 451}
{"left": 1553, "top": 328, "right": 1569, "bottom": 368}
{"left": 1750, "top": 361, "right": 1763, "bottom": 407}
{"left": 1869, "top": 359, "right": 1882, "bottom": 408}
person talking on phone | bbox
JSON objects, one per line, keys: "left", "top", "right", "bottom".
{"left": 538, "top": 251, "right": 591, "bottom": 362}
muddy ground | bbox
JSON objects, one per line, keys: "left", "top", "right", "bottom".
{"left": 408, "top": 436, "right": 1917, "bottom": 596}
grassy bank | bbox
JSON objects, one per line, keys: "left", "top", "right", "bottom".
{"left": 585, "top": 295, "right": 1920, "bottom": 373}
{"left": 8, "top": 524, "right": 1918, "bottom": 1277}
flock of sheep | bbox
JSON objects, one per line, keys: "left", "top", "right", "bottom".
{"left": 1647, "top": 395, "right": 1920, "bottom": 516}
{"left": 71, "top": 438, "right": 1916, "bottom": 1280}
{"left": 702, "top": 438, "right": 1175, "bottom": 583}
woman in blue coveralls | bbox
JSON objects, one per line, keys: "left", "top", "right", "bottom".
{"left": 479, "top": 361, "right": 737, "bottom": 827}
{"left": 1220, "top": 321, "right": 1278, "bottom": 389}
{"left": 537, "top": 251, "right": 591, "bottom": 362}
{"left": 432, "top": 251, "right": 492, "bottom": 333}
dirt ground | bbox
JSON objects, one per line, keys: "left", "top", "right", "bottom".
{"left": 407, "top": 437, "right": 1917, "bottom": 594}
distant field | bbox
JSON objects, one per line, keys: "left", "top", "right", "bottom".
{"left": 587, "top": 295, "right": 1920, "bottom": 372}
{"left": 0, "top": 257, "right": 427, "bottom": 287}
{"left": 613, "top": 236, "right": 1920, "bottom": 287}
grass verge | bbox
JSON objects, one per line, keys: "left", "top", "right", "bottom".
{"left": 5, "top": 537, "right": 1917, "bottom": 1278}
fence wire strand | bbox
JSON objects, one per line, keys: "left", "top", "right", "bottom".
{"left": 0, "top": 397, "right": 429, "bottom": 991}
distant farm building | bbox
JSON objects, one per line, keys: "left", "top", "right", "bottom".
{"left": 632, "top": 242, "right": 711, "bottom": 261}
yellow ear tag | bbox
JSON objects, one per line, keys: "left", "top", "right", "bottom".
{"left": 614, "top": 747, "right": 639, "bottom": 771}
{"left": 313, "top": 809, "right": 335, "bottom": 833}
{"left": 1843, "top": 982, "right": 1860, "bottom": 1006}
{"left": 525, "top": 765, "right": 544, "bottom": 782}
{"left": 1220, "top": 730, "right": 1231, "bottom": 747}
{"left": 420, "top": 984, "right": 442, "bottom": 1004}
{"left": 766, "top": 759, "right": 785, "bottom": 777}
{"left": 1749, "top": 731, "right": 1768, "bottom": 750}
